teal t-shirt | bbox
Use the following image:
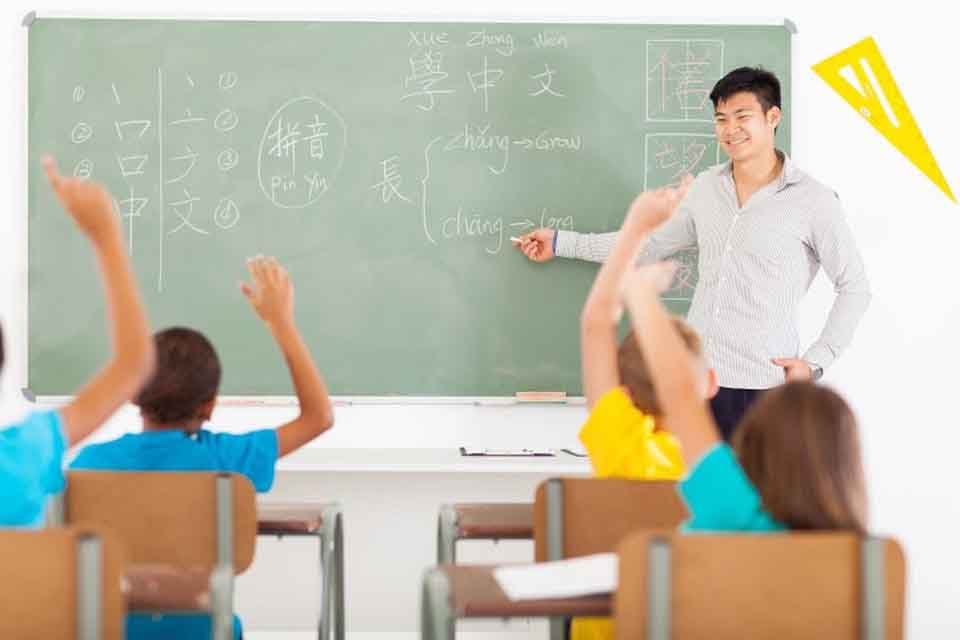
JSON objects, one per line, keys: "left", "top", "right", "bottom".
{"left": 679, "top": 443, "right": 787, "bottom": 532}
{"left": 70, "top": 427, "right": 278, "bottom": 491}
{"left": 0, "top": 410, "right": 66, "bottom": 528}
{"left": 71, "top": 427, "right": 279, "bottom": 640}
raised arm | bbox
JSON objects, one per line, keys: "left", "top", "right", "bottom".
{"left": 240, "top": 256, "right": 334, "bottom": 457}
{"left": 621, "top": 261, "right": 718, "bottom": 464}
{"left": 46, "top": 158, "right": 155, "bottom": 446}
{"left": 581, "top": 177, "right": 693, "bottom": 408}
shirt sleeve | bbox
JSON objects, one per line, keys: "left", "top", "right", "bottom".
{"left": 555, "top": 197, "right": 697, "bottom": 265}
{"left": 555, "top": 230, "right": 619, "bottom": 263}
{"left": 579, "top": 388, "right": 641, "bottom": 475}
{"left": 679, "top": 444, "right": 785, "bottom": 532}
{"left": 802, "top": 191, "right": 872, "bottom": 370}
{"left": 579, "top": 388, "right": 684, "bottom": 480}
{"left": 635, "top": 198, "right": 698, "bottom": 265}
{"left": 211, "top": 429, "right": 279, "bottom": 492}
{"left": 16, "top": 411, "right": 68, "bottom": 494}
{"left": 0, "top": 410, "right": 67, "bottom": 527}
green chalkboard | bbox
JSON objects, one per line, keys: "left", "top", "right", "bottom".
{"left": 27, "top": 18, "right": 792, "bottom": 396}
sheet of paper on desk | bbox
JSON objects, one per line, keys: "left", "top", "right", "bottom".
{"left": 494, "top": 553, "right": 617, "bottom": 600}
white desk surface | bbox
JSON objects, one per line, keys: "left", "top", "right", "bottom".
{"left": 276, "top": 447, "right": 591, "bottom": 474}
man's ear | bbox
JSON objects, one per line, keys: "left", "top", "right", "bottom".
{"left": 767, "top": 105, "right": 782, "bottom": 130}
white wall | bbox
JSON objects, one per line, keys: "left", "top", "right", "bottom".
{"left": 3, "top": 1, "right": 959, "bottom": 636}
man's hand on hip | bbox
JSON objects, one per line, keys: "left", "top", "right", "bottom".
{"left": 771, "top": 357, "right": 813, "bottom": 382}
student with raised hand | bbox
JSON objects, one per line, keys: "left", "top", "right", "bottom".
{"left": 578, "top": 175, "right": 718, "bottom": 479}
{"left": 0, "top": 157, "right": 155, "bottom": 527}
{"left": 70, "top": 255, "right": 334, "bottom": 640}
{"left": 573, "top": 177, "right": 719, "bottom": 640}
{"left": 71, "top": 255, "right": 335, "bottom": 487}
{"left": 621, "top": 258, "right": 867, "bottom": 533}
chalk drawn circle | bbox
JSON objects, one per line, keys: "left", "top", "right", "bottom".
{"left": 214, "top": 109, "right": 240, "bottom": 133}
{"left": 71, "top": 123, "right": 93, "bottom": 144}
{"left": 73, "top": 158, "right": 94, "bottom": 180}
{"left": 257, "top": 96, "right": 348, "bottom": 209}
{"left": 72, "top": 86, "right": 85, "bottom": 103}
{"left": 219, "top": 72, "right": 239, "bottom": 91}
{"left": 217, "top": 148, "right": 239, "bottom": 172}
{"left": 213, "top": 198, "right": 240, "bottom": 229}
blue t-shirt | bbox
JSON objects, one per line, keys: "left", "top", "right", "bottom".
{"left": 127, "top": 612, "right": 242, "bottom": 640}
{"left": 0, "top": 410, "right": 67, "bottom": 528}
{"left": 70, "top": 427, "right": 279, "bottom": 492}
{"left": 679, "top": 443, "right": 787, "bottom": 532}
{"left": 71, "top": 427, "right": 278, "bottom": 640}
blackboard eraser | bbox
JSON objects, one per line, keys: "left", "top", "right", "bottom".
{"left": 515, "top": 391, "right": 567, "bottom": 403}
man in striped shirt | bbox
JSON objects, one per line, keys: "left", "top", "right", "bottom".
{"left": 515, "top": 67, "right": 871, "bottom": 440}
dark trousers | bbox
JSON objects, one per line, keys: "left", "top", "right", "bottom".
{"left": 709, "top": 387, "right": 764, "bottom": 442}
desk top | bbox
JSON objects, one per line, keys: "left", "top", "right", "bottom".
{"left": 277, "top": 448, "right": 592, "bottom": 474}
{"left": 442, "top": 565, "right": 611, "bottom": 617}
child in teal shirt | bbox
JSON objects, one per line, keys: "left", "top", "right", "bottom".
{"left": 619, "top": 196, "right": 867, "bottom": 534}
{"left": 0, "top": 158, "right": 154, "bottom": 528}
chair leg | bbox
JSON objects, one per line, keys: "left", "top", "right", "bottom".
{"left": 549, "top": 617, "right": 567, "bottom": 640}
{"left": 320, "top": 503, "right": 345, "bottom": 640}
{"left": 209, "top": 565, "right": 235, "bottom": 640}
{"left": 421, "top": 568, "right": 454, "bottom": 640}
{"left": 334, "top": 509, "right": 345, "bottom": 640}
{"left": 437, "top": 505, "right": 458, "bottom": 565}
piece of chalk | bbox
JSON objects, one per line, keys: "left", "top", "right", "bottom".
{"left": 510, "top": 236, "right": 521, "bottom": 243}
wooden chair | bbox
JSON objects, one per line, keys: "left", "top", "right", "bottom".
{"left": 615, "top": 531, "right": 907, "bottom": 639}
{"left": 56, "top": 470, "right": 257, "bottom": 640}
{"left": 421, "top": 477, "right": 688, "bottom": 640}
{"left": 0, "top": 527, "right": 124, "bottom": 639}
{"left": 534, "top": 478, "right": 687, "bottom": 640}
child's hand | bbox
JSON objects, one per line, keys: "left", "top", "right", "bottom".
{"left": 622, "top": 175, "right": 694, "bottom": 237}
{"left": 621, "top": 261, "right": 679, "bottom": 300}
{"left": 240, "top": 256, "right": 295, "bottom": 328}
{"left": 43, "top": 156, "right": 119, "bottom": 243}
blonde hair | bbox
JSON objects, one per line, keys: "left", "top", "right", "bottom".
{"left": 618, "top": 317, "right": 702, "bottom": 415}
{"left": 733, "top": 382, "right": 867, "bottom": 532}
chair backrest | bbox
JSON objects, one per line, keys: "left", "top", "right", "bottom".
{"left": 533, "top": 478, "right": 688, "bottom": 561}
{"left": 64, "top": 471, "right": 257, "bottom": 573}
{"left": 0, "top": 527, "right": 125, "bottom": 640}
{"left": 615, "top": 531, "right": 906, "bottom": 640}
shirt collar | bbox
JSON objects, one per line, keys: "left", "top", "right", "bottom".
{"left": 719, "top": 150, "right": 803, "bottom": 191}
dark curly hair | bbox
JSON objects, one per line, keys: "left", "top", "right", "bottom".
{"left": 134, "top": 327, "right": 221, "bottom": 425}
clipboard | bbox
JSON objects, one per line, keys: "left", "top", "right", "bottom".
{"left": 459, "top": 447, "right": 556, "bottom": 457}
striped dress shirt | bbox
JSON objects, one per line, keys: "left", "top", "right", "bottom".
{"left": 555, "top": 153, "right": 871, "bottom": 389}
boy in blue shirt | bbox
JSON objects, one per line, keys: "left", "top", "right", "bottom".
{"left": 70, "top": 254, "right": 335, "bottom": 639}
{"left": 0, "top": 157, "right": 155, "bottom": 528}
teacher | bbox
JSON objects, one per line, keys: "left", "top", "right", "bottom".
{"left": 516, "top": 67, "right": 871, "bottom": 440}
